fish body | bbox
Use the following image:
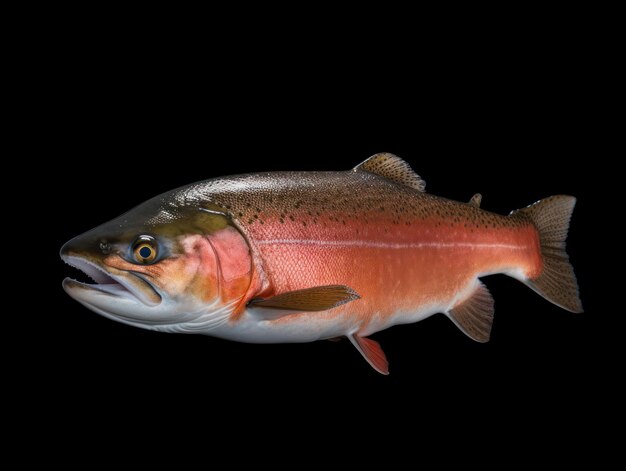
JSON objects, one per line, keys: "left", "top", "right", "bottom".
{"left": 61, "top": 153, "right": 582, "bottom": 374}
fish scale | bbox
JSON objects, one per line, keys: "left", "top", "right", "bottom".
{"left": 201, "top": 171, "right": 536, "bottom": 298}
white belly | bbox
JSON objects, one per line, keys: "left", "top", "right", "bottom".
{"left": 204, "top": 302, "right": 445, "bottom": 343}
{"left": 208, "top": 309, "right": 354, "bottom": 343}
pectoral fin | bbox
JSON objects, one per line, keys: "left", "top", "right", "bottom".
{"left": 348, "top": 334, "right": 389, "bottom": 375}
{"left": 446, "top": 281, "right": 494, "bottom": 342}
{"left": 250, "top": 285, "right": 360, "bottom": 312}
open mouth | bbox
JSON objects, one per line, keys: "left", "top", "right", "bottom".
{"left": 61, "top": 254, "right": 161, "bottom": 305}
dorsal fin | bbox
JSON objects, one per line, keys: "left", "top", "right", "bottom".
{"left": 354, "top": 152, "right": 426, "bottom": 192}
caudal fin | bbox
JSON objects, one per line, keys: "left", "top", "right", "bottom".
{"left": 515, "top": 195, "right": 583, "bottom": 313}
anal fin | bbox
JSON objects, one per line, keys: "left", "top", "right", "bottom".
{"left": 348, "top": 334, "right": 389, "bottom": 375}
{"left": 446, "top": 281, "right": 494, "bottom": 343}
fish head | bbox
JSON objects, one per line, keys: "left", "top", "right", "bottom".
{"left": 61, "top": 195, "right": 254, "bottom": 333}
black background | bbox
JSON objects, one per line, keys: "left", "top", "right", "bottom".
{"left": 27, "top": 23, "right": 617, "bottom": 458}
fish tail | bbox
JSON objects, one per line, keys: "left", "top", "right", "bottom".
{"left": 514, "top": 195, "right": 583, "bottom": 313}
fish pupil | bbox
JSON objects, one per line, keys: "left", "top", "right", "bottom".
{"left": 139, "top": 246, "right": 152, "bottom": 258}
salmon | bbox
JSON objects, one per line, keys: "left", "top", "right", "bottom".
{"left": 61, "top": 153, "right": 582, "bottom": 374}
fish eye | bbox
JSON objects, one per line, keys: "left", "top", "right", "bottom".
{"left": 132, "top": 236, "right": 158, "bottom": 264}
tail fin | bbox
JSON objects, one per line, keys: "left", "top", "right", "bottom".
{"left": 515, "top": 195, "right": 583, "bottom": 313}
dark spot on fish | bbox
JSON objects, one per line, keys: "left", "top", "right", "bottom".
{"left": 289, "top": 215, "right": 295, "bottom": 221}
{"left": 99, "top": 240, "right": 111, "bottom": 254}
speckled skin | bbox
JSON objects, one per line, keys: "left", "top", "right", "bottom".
{"left": 157, "top": 168, "right": 542, "bottom": 341}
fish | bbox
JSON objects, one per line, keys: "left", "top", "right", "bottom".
{"left": 60, "top": 153, "right": 582, "bottom": 374}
